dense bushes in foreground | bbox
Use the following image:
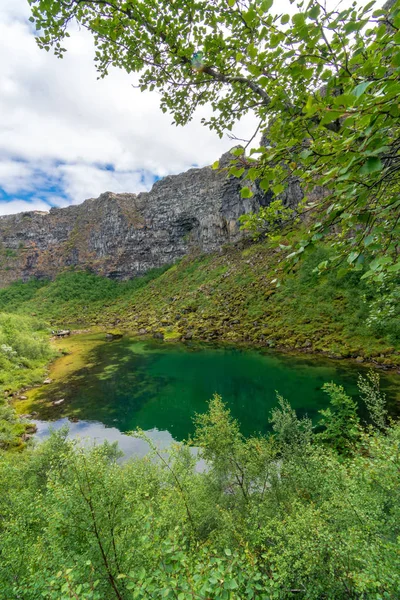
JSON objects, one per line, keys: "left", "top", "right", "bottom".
{"left": 0, "top": 379, "right": 398, "bottom": 599}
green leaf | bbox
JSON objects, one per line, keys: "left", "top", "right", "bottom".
{"left": 260, "top": 178, "right": 270, "bottom": 191}
{"left": 230, "top": 166, "right": 245, "bottom": 178}
{"left": 292, "top": 13, "right": 305, "bottom": 27}
{"left": 300, "top": 149, "right": 312, "bottom": 159}
{"left": 261, "top": 0, "right": 273, "bottom": 12}
{"left": 392, "top": 51, "right": 400, "bottom": 67}
{"left": 351, "top": 81, "right": 372, "bottom": 98}
{"left": 212, "top": 160, "right": 220, "bottom": 170}
{"left": 359, "top": 157, "right": 382, "bottom": 175}
{"left": 231, "top": 147, "right": 245, "bottom": 156}
{"left": 363, "top": 234, "right": 375, "bottom": 247}
{"left": 272, "top": 184, "right": 284, "bottom": 195}
{"left": 241, "top": 186, "right": 253, "bottom": 198}
{"left": 320, "top": 111, "right": 342, "bottom": 125}
{"left": 387, "top": 261, "right": 400, "bottom": 272}
{"left": 247, "top": 43, "right": 257, "bottom": 59}
{"left": 308, "top": 5, "right": 320, "bottom": 20}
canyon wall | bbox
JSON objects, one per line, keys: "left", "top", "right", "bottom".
{"left": 0, "top": 150, "right": 302, "bottom": 287}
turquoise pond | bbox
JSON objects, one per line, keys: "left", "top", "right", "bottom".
{"left": 27, "top": 336, "right": 400, "bottom": 458}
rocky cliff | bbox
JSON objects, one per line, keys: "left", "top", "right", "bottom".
{"left": 0, "top": 151, "right": 302, "bottom": 287}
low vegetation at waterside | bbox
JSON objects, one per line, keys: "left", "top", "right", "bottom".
{"left": 0, "top": 243, "right": 399, "bottom": 365}
{"left": 0, "top": 313, "right": 54, "bottom": 449}
{"left": 0, "top": 379, "right": 399, "bottom": 599}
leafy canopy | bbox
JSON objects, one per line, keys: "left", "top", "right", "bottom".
{"left": 28, "top": 0, "right": 400, "bottom": 278}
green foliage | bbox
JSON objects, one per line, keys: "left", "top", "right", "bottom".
{"left": 317, "top": 382, "right": 361, "bottom": 454}
{"left": 193, "top": 394, "right": 276, "bottom": 505}
{"left": 0, "top": 390, "right": 399, "bottom": 598}
{"left": 0, "top": 402, "right": 27, "bottom": 451}
{"left": 0, "top": 267, "right": 171, "bottom": 322}
{"left": 239, "top": 200, "right": 297, "bottom": 240}
{"left": 0, "top": 313, "right": 54, "bottom": 449}
{"left": 358, "top": 369, "right": 388, "bottom": 429}
{"left": 270, "top": 394, "right": 312, "bottom": 453}
{"left": 28, "top": 0, "right": 400, "bottom": 278}
{"left": 1, "top": 243, "right": 398, "bottom": 363}
{"left": 0, "top": 277, "right": 48, "bottom": 309}
{"left": 0, "top": 312, "right": 54, "bottom": 394}
{"left": 366, "top": 274, "right": 400, "bottom": 344}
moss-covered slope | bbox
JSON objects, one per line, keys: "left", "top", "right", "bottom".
{"left": 1, "top": 238, "right": 399, "bottom": 366}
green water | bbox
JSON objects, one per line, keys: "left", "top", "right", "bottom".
{"left": 28, "top": 336, "right": 400, "bottom": 456}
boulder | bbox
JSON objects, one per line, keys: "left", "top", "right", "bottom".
{"left": 53, "top": 398, "right": 65, "bottom": 406}
{"left": 153, "top": 332, "right": 164, "bottom": 340}
{"left": 53, "top": 330, "right": 71, "bottom": 337}
{"left": 106, "top": 331, "right": 123, "bottom": 341}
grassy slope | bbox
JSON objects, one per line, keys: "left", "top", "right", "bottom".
{"left": 0, "top": 313, "right": 55, "bottom": 450}
{"left": 0, "top": 239, "right": 399, "bottom": 366}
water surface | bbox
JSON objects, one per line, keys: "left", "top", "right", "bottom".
{"left": 22, "top": 335, "right": 400, "bottom": 457}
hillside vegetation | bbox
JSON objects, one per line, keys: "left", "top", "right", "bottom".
{"left": 0, "top": 313, "right": 54, "bottom": 449}
{"left": 1, "top": 239, "right": 399, "bottom": 366}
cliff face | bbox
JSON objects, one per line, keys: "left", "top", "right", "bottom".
{"left": 0, "top": 151, "right": 302, "bottom": 286}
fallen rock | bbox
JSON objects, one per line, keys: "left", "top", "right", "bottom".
{"left": 43, "top": 378, "right": 52, "bottom": 384}
{"left": 52, "top": 330, "right": 71, "bottom": 337}
{"left": 106, "top": 332, "right": 123, "bottom": 341}
{"left": 25, "top": 425, "right": 37, "bottom": 434}
{"left": 53, "top": 398, "right": 65, "bottom": 406}
{"left": 153, "top": 332, "right": 164, "bottom": 340}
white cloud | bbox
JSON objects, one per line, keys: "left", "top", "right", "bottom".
{"left": 58, "top": 164, "right": 156, "bottom": 202}
{"left": 0, "top": 161, "right": 34, "bottom": 194}
{"left": 0, "top": 0, "right": 388, "bottom": 217}
{"left": 0, "top": 2, "right": 257, "bottom": 216}
{"left": 0, "top": 199, "right": 50, "bottom": 216}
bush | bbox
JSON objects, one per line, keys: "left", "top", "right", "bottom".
{"left": 0, "top": 385, "right": 398, "bottom": 599}
{"left": 0, "top": 312, "right": 54, "bottom": 394}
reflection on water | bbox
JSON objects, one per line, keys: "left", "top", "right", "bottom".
{"left": 33, "top": 418, "right": 174, "bottom": 457}
{"left": 23, "top": 335, "right": 400, "bottom": 458}
{"left": 33, "top": 417, "right": 206, "bottom": 468}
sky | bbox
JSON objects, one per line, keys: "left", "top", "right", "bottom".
{"left": 0, "top": 0, "right": 260, "bottom": 216}
{"left": 0, "top": 0, "right": 385, "bottom": 217}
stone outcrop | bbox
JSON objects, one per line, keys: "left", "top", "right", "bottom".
{"left": 0, "top": 150, "right": 302, "bottom": 287}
